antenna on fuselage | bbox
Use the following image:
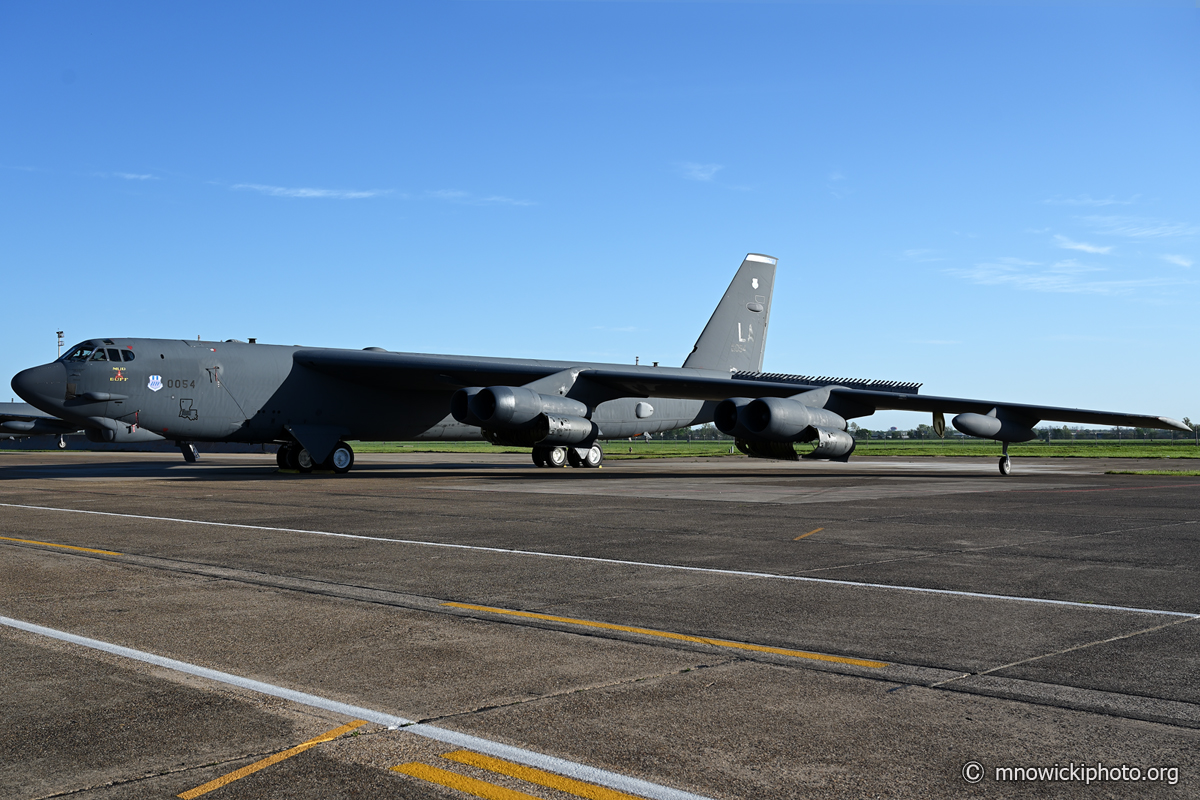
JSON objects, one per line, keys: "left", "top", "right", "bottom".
{"left": 56, "top": 330, "right": 64, "bottom": 358}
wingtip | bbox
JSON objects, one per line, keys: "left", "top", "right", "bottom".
{"left": 1161, "top": 417, "right": 1192, "bottom": 432}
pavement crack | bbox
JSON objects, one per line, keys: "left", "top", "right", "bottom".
{"left": 929, "top": 615, "right": 1200, "bottom": 689}
{"left": 416, "top": 659, "right": 736, "bottom": 725}
{"left": 25, "top": 751, "right": 273, "bottom": 800}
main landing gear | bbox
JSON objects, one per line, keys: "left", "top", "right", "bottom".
{"left": 277, "top": 441, "right": 355, "bottom": 474}
{"left": 177, "top": 441, "right": 199, "bottom": 462}
{"left": 999, "top": 441, "right": 1011, "bottom": 476}
{"left": 532, "top": 444, "right": 604, "bottom": 469}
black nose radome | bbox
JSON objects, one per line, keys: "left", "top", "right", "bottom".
{"left": 11, "top": 363, "right": 65, "bottom": 407}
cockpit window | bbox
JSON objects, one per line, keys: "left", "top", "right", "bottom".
{"left": 107, "top": 348, "right": 122, "bottom": 361}
{"left": 121, "top": 349, "right": 136, "bottom": 362}
{"left": 62, "top": 345, "right": 96, "bottom": 362}
{"left": 91, "top": 349, "right": 109, "bottom": 362}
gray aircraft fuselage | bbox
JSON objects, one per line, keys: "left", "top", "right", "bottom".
{"left": 12, "top": 339, "right": 710, "bottom": 446}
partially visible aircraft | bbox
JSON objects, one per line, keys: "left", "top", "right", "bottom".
{"left": 10, "top": 254, "right": 1188, "bottom": 475}
{"left": 0, "top": 402, "right": 82, "bottom": 447}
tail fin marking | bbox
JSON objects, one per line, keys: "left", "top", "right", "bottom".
{"left": 682, "top": 253, "right": 777, "bottom": 373}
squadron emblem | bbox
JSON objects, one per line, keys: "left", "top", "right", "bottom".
{"left": 148, "top": 375, "right": 163, "bottom": 392}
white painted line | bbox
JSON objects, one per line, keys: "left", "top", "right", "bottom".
{"left": 2, "top": 502, "right": 1196, "bottom": 618}
{"left": 0, "top": 615, "right": 712, "bottom": 800}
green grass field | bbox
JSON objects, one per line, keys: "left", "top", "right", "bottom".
{"left": 350, "top": 438, "right": 1200, "bottom": 460}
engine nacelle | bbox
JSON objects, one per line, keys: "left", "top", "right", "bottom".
{"left": 952, "top": 412, "right": 1037, "bottom": 443}
{"left": 803, "top": 426, "right": 856, "bottom": 460}
{"left": 483, "top": 414, "right": 598, "bottom": 447}
{"left": 743, "top": 397, "right": 847, "bottom": 441}
{"left": 459, "top": 386, "right": 589, "bottom": 429}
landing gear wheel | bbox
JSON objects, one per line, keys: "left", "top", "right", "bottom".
{"left": 179, "top": 442, "right": 199, "bottom": 463}
{"left": 276, "top": 443, "right": 292, "bottom": 469}
{"left": 583, "top": 444, "right": 604, "bottom": 468}
{"left": 531, "top": 447, "right": 548, "bottom": 467}
{"left": 567, "top": 445, "right": 604, "bottom": 468}
{"left": 283, "top": 444, "right": 302, "bottom": 471}
{"left": 295, "top": 448, "right": 315, "bottom": 473}
{"left": 545, "top": 446, "right": 568, "bottom": 468}
{"left": 999, "top": 455, "right": 1011, "bottom": 476}
{"left": 56, "top": 436, "right": 66, "bottom": 450}
{"left": 323, "top": 441, "right": 354, "bottom": 474}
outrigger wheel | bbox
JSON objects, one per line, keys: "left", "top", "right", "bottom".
{"left": 999, "top": 442, "right": 1011, "bottom": 476}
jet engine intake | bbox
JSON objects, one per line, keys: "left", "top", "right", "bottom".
{"left": 952, "top": 411, "right": 1037, "bottom": 443}
{"left": 450, "top": 387, "right": 486, "bottom": 427}
{"left": 713, "top": 398, "right": 754, "bottom": 438}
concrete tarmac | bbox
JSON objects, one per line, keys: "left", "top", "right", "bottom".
{"left": 1, "top": 450, "right": 1197, "bottom": 799}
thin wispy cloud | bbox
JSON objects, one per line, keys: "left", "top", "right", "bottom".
{"left": 827, "top": 170, "right": 852, "bottom": 199}
{"left": 1042, "top": 194, "right": 1138, "bottom": 207}
{"left": 1081, "top": 215, "right": 1200, "bottom": 239}
{"left": 947, "top": 257, "right": 1188, "bottom": 295}
{"left": 1163, "top": 254, "right": 1193, "bottom": 268}
{"left": 233, "top": 183, "right": 390, "bottom": 199}
{"left": 1054, "top": 235, "right": 1111, "bottom": 254}
{"left": 96, "top": 171, "right": 158, "bottom": 181}
{"left": 677, "top": 162, "right": 723, "bottom": 182}
{"left": 427, "top": 189, "right": 534, "bottom": 206}
{"left": 900, "top": 248, "right": 944, "bottom": 262}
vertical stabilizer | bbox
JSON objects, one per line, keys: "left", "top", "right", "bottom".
{"left": 682, "top": 253, "right": 777, "bottom": 373}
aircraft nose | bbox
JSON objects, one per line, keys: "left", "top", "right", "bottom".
{"left": 11, "top": 363, "right": 65, "bottom": 406}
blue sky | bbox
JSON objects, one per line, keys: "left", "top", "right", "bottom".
{"left": 3, "top": 1, "right": 1197, "bottom": 430}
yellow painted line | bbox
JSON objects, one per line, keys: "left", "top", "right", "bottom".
{"left": 0, "top": 535, "right": 119, "bottom": 556}
{"left": 442, "top": 750, "right": 645, "bottom": 800}
{"left": 793, "top": 527, "right": 823, "bottom": 541}
{"left": 178, "top": 719, "right": 366, "bottom": 799}
{"left": 392, "top": 762, "right": 542, "bottom": 800}
{"left": 441, "top": 602, "right": 887, "bottom": 669}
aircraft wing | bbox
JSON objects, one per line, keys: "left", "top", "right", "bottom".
{"left": 829, "top": 386, "right": 1188, "bottom": 431}
{"left": 294, "top": 349, "right": 565, "bottom": 392}
{"left": 0, "top": 402, "right": 82, "bottom": 436}
{"left": 578, "top": 369, "right": 1189, "bottom": 431}
{"left": 295, "top": 350, "right": 1187, "bottom": 432}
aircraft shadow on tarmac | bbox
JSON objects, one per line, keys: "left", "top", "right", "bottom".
{"left": 0, "top": 456, "right": 1014, "bottom": 483}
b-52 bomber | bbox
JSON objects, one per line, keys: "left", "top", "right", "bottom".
{"left": 11, "top": 254, "right": 1188, "bottom": 476}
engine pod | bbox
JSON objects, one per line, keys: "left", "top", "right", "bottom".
{"left": 952, "top": 411, "right": 1037, "bottom": 442}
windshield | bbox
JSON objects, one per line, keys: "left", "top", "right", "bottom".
{"left": 61, "top": 344, "right": 96, "bottom": 362}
